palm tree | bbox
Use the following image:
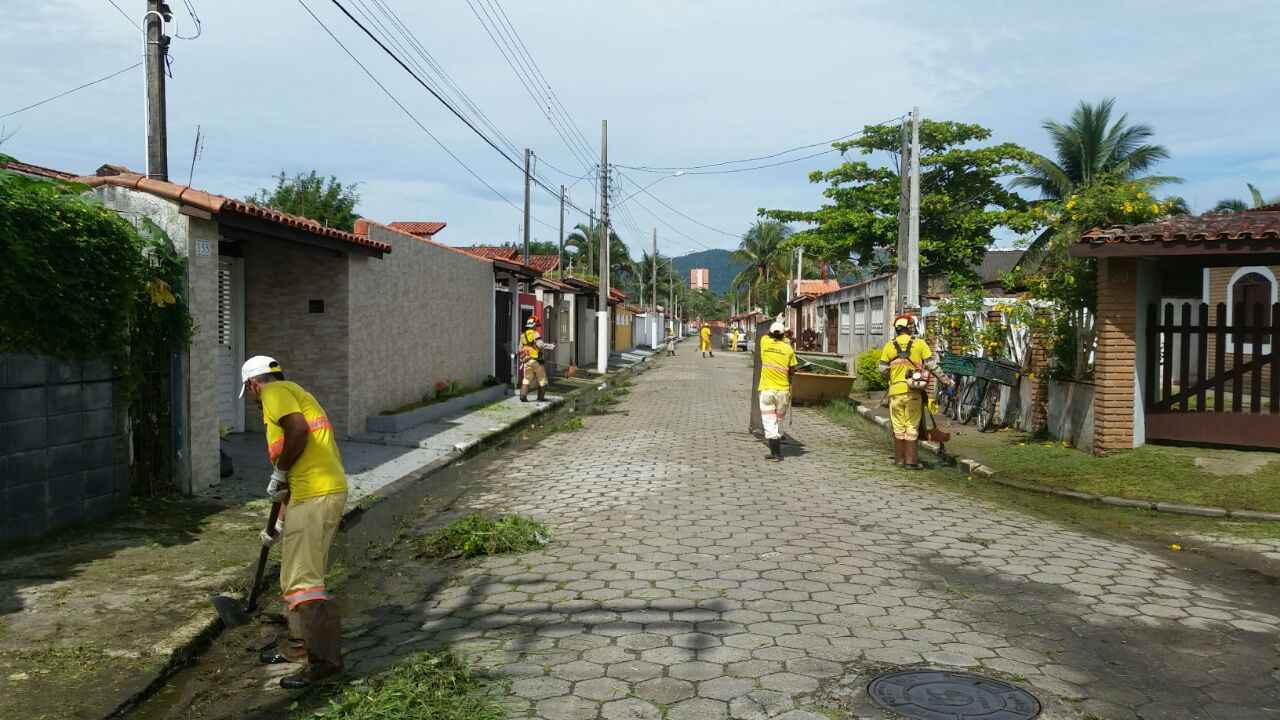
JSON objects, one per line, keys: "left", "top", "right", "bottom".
{"left": 731, "top": 220, "right": 789, "bottom": 314}
{"left": 1013, "top": 98, "right": 1180, "bottom": 200}
{"left": 563, "top": 222, "right": 636, "bottom": 289}
{"left": 1213, "top": 183, "right": 1279, "bottom": 213}
{"left": 636, "top": 249, "right": 676, "bottom": 308}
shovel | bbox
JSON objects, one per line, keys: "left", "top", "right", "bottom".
{"left": 211, "top": 501, "right": 281, "bottom": 628}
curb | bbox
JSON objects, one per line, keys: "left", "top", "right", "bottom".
{"left": 103, "top": 359, "right": 651, "bottom": 719}
{"left": 846, "top": 400, "right": 1280, "bottom": 524}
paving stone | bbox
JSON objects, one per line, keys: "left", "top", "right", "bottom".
{"left": 575, "top": 676, "right": 630, "bottom": 702}
{"left": 667, "top": 697, "right": 729, "bottom": 720}
{"left": 758, "top": 672, "right": 819, "bottom": 695}
{"left": 537, "top": 695, "right": 599, "bottom": 720}
{"left": 729, "top": 690, "right": 794, "bottom": 720}
{"left": 634, "top": 676, "right": 695, "bottom": 704}
{"left": 512, "top": 676, "right": 572, "bottom": 700}
{"left": 601, "top": 698, "right": 661, "bottom": 720}
{"left": 698, "top": 676, "right": 756, "bottom": 701}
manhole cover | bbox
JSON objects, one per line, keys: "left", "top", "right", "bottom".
{"left": 867, "top": 669, "right": 1041, "bottom": 720}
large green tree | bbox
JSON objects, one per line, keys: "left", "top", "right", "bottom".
{"left": 731, "top": 220, "right": 790, "bottom": 314}
{"left": 1013, "top": 98, "right": 1178, "bottom": 201}
{"left": 760, "top": 119, "right": 1035, "bottom": 282}
{"left": 247, "top": 170, "right": 361, "bottom": 232}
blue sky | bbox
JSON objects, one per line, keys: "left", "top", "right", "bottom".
{"left": 3, "top": 1, "right": 1277, "bottom": 259}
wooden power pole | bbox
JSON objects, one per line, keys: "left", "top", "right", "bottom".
{"left": 907, "top": 107, "right": 921, "bottom": 311}
{"left": 558, "top": 184, "right": 565, "bottom": 278}
{"left": 145, "top": 0, "right": 170, "bottom": 180}
{"left": 522, "top": 148, "right": 532, "bottom": 265}
{"left": 895, "top": 117, "right": 911, "bottom": 313}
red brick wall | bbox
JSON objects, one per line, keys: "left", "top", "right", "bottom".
{"left": 1094, "top": 258, "right": 1137, "bottom": 454}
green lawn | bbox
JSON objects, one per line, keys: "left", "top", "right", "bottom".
{"left": 945, "top": 429, "right": 1280, "bottom": 513}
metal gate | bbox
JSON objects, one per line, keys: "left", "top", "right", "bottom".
{"left": 495, "top": 290, "right": 512, "bottom": 385}
{"left": 1145, "top": 301, "right": 1279, "bottom": 447}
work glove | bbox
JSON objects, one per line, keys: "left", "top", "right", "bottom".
{"left": 259, "top": 519, "right": 284, "bottom": 548}
{"left": 266, "top": 468, "right": 289, "bottom": 501}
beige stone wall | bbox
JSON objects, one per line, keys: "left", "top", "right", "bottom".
{"left": 346, "top": 223, "right": 495, "bottom": 434}
{"left": 241, "top": 237, "right": 351, "bottom": 436}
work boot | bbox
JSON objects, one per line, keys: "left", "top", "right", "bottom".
{"left": 903, "top": 441, "right": 923, "bottom": 469}
{"left": 892, "top": 438, "right": 903, "bottom": 466}
{"left": 280, "top": 662, "right": 341, "bottom": 689}
{"left": 536, "top": 387, "right": 546, "bottom": 402}
{"left": 764, "top": 438, "right": 782, "bottom": 461}
{"left": 519, "top": 392, "right": 529, "bottom": 403}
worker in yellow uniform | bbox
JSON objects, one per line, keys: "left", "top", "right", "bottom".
{"left": 241, "top": 355, "right": 347, "bottom": 689}
{"left": 758, "top": 320, "right": 798, "bottom": 461}
{"left": 878, "top": 315, "right": 949, "bottom": 469}
{"left": 699, "top": 320, "right": 713, "bottom": 358}
{"left": 729, "top": 326, "right": 739, "bottom": 352}
{"left": 519, "top": 317, "right": 554, "bottom": 402}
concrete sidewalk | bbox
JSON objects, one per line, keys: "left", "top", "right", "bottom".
{"left": 0, "top": 388, "right": 571, "bottom": 720}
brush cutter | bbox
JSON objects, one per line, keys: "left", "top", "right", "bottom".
{"left": 211, "top": 501, "right": 281, "bottom": 627}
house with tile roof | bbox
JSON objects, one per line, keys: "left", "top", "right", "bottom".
{"left": 41, "top": 162, "right": 501, "bottom": 492}
{"left": 1070, "top": 206, "right": 1280, "bottom": 453}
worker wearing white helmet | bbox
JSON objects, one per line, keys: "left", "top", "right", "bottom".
{"left": 758, "top": 320, "right": 799, "bottom": 461}
{"left": 519, "top": 317, "right": 554, "bottom": 402}
{"left": 878, "top": 314, "right": 950, "bottom": 468}
{"left": 240, "top": 355, "right": 347, "bottom": 689}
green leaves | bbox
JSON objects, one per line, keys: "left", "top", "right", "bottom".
{"left": 760, "top": 118, "right": 1035, "bottom": 281}
{"left": 246, "top": 170, "right": 361, "bottom": 232}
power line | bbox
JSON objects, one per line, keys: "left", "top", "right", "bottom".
{"left": 103, "top": 0, "right": 140, "bottom": 30}
{"left": 172, "top": 0, "right": 203, "bottom": 40}
{"left": 463, "top": 0, "right": 595, "bottom": 172}
{"left": 359, "top": 0, "right": 521, "bottom": 159}
{"left": 485, "top": 0, "right": 597, "bottom": 164}
{"left": 320, "top": 0, "right": 593, "bottom": 219}
{"left": 615, "top": 170, "right": 739, "bottom": 238}
{"left": 618, "top": 114, "right": 906, "bottom": 174}
{"left": 296, "top": 0, "right": 559, "bottom": 231}
{"left": 1, "top": 62, "right": 142, "bottom": 120}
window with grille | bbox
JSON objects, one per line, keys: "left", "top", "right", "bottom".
{"left": 869, "top": 296, "right": 885, "bottom": 334}
{"left": 217, "top": 266, "right": 233, "bottom": 348}
{"left": 854, "top": 300, "right": 866, "bottom": 334}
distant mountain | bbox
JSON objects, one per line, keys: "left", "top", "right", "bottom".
{"left": 672, "top": 249, "right": 745, "bottom": 295}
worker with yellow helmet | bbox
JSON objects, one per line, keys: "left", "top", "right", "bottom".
{"left": 878, "top": 313, "right": 950, "bottom": 468}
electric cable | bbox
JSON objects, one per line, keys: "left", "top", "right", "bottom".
{"left": 297, "top": 0, "right": 561, "bottom": 231}
{"left": 103, "top": 0, "right": 141, "bottom": 30}
{"left": 1, "top": 62, "right": 143, "bottom": 120}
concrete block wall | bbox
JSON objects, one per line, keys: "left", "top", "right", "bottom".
{"left": 347, "top": 222, "right": 495, "bottom": 434}
{"left": 0, "top": 354, "right": 128, "bottom": 544}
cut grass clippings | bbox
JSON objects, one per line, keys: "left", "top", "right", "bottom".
{"left": 296, "top": 651, "right": 503, "bottom": 720}
{"left": 554, "top": 416, "right": 585, "bottom": 432}
{"left": 414, "top": 514, "right": 549, "bottom": 559}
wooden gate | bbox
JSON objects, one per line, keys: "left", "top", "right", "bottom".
{"left": 825, "top": 307, "right": 839, "bottom": 353}
{"left": 495, "top": 290, "right": 512, "bottom": 385}
{"left": 1145, "top": 301, "right": 1280, "bottom": 448}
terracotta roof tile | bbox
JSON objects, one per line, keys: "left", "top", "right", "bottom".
{"left": 460, "top": 246, "right": 520, "bottom": 260}
{"left": 388, "top": 221, "right": 447, "bottom": 237}
{"left": 1078, "top": 209, "right": 1280, "bottom": 246}
{"left": 76, "top": 166, "right": 390, "bottom": 253}
{"left": 0, "top": 159, "right": 76, "bottom": 180}
{"left": 795, "top": 279, "right": 841, "bottom": 296}
{"left": 525, "top": 255, "right": 560, "bottom": 272}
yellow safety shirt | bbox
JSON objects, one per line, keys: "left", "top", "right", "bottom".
{"left": 700, "top": 326, "right": 711, "bottom": 341}
{"left": 261, "top": 381, "right": 347, "bottom": 502}
{"left": 758, "top": 335, "right": 798, "bottom": 392}
{"left": 878, "top": 333, "right": 933, "bottom": 397}
{"left": 522, "top": 329, "right": 541, "bottom": 361}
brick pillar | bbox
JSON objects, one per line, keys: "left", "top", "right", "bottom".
{"left": 1027, "top": 313, "right": 1050, "bottom": 433}
{"left": 1094, "top": 258, "right": 1138, "bottom": 454}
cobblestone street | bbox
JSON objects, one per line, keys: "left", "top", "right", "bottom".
{"left": 384, "top": 350, "right": 1279, "bottom": 720}
{"left": 141, "top": 350, "right": 1280, "bottom": 720}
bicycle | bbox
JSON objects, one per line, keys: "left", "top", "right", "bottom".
{"left": 940, "top": 352, "right": 1020, "bottom": 432}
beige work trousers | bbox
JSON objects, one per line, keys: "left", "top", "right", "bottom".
{"left": 279, "top": 491, "right": 346, "bottom": 670}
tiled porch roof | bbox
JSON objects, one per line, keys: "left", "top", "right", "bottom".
{"left": 1078, "top": 208, "right": 1280, "bottom": 247}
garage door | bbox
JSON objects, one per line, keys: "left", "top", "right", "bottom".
{"left": 215, "top": 257, "right": 245, "bottom": 433}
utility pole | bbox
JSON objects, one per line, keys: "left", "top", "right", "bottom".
{"left": 522, "top": 148, "right": 532, "bottom": 265}
{"left": 587, "top": 209, "right": 595, "bottom": 278}
{"left": 144, "top": 0, "right": 170, "bottom": 180}
{"left": 558, "top": 184, "right": 565, "bottom": 278}
{"left": 895, "top": 118, "right": 910, "bottom": 313}
{"left": 596, "top": 121, "right": 609, "bottom": 374}
{"left": 651, "top": 228, "right": 658, "bottom": 348}
{"left": 668, "top": 263, "right": 674, "bottom": 338}
{"left": 907, "top": 106, "right": 921, "bottom": 312}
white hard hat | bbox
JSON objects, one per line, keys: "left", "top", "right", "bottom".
{"left": 239, "top": 355, "right": 282, "bottom": 397}
{"left": 526, "top": 317, "right": 537, "bottom": 327}
{"left": 770, "top": 320, "right": 785, "bottom": 334}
